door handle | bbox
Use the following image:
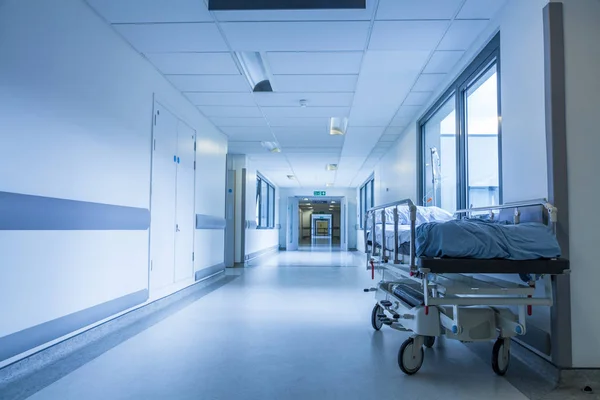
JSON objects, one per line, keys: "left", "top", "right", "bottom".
{"left": 176, "top": 224, "right": 180, "bottom": 232}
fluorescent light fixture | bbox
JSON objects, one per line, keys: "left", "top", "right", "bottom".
{"left": 329, "top": 117, "right": 348, "bottom": 136}
{"left": 326, "top": 164, "right": 338, "bottom": 171}
{"left": 331, "top": 201, "right": 336, "bottom": 204}
{"left": 326, "top": 183, "right": 334, "bottom": 187}
{"left": 303, "top": 198, "right": 309, "bottom": 201}
{"left": 287, "top": 175, "right": 295, "bottom": 180}
{"left": 261, "top": 141, "right": 281, "bottom": 153}
{"left": 235, "top": 52, "right": 273, "bottom": 92}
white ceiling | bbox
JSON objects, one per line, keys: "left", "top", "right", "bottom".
{"left": 86, "top": 0, "right": 507, "bottom": 188}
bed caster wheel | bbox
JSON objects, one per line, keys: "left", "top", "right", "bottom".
{"left": 424, "top": 336, "right": 435, "bottom": 348}
{"left": 398, "top": 337, "right": 424, "bottom": 375}
{"left": 371, "top": 304, "right": 384, "bottom": 331}
{"left": 492, "top": 338, "right": 510, "bottom": 376}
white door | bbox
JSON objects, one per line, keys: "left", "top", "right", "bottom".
{"left": 286, "top": 197, "right": 299, "bottom": 251}
{"left": 174, "top": 121, "right": 196, "bottom": 282}
{"left": 149, "top": 103, "right": 178, "bottom": 292}
{"left": 341, "top": 197, "right": 349, "bottom": 251}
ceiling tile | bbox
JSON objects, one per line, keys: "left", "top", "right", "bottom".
{"left": 220, "top": 21, "right": 370, "bottom": 52}
{"left": 268, "top": 117, "right": 329, "bottom": 127}
{"left": 266, "top": 52, "right": 363, "bottom": 75}
{"left": 341, "top": 127, "right": 385, "bottom": 157}
{"left": 379, "top": 134, "right": 399, "bottom": 142}
{"left": 369, "top": 21, "right": 449, "bottom": 51}
{"left": 271, "top": 126, "right": 328, "bottom": 136}
{"left": 186, "top": 92, "right": 255, "bottom": 106}
{"left": 211, "top": 117, "right": 268, "bottom": 127}
{"left": 145, "top": 52, "right": 239, "bottom": 75}
{"left": 261, "top": 107, "right": 350, "bottom": 119}
{"left": 212, "top": 1, "right": 375, "bottom": 21}
{"left": 384, "top": 126, "right": 407, "bottom": 135}
{"left": 423, "top": 50, "right": 465, "bottom": 73}
{"left": 222, "top": 129, "right": 274, "bottom": 141}
{"left": 254, "top": 92, "right": 354, "bottom": 107}
{"left": 227, "top": 141, "right": 265, "bottom": 154}
{"left": 403, "top": 91, "right": 432, "bottom": 106}
{"left": 219, "top": 126, "right": 272, "bottom": 137}
{"left": 376, "top": 0, "right": 463, "bottom": 20}
{"left": 113, "top": 23, "right": 227, "bottom": 53}
{"left": 457, "top": 0, "right": 508, "bottom": 20}
{"left": 273, "top": 75, "right": 358, "bottom": 92}
{"left": 437, "top": 20, "right": 490, "bottom": 51}
{"left": 168, "top": 75, "right": 250, "bottom": 92}
{"left": 413, "top": 73, "right": 447, "bottom": 92}
{"left": 199, "top": 106, "right": 263, "bottom": 118}
{"left": 86, "top": 0, "right": 213, "bottom": 23}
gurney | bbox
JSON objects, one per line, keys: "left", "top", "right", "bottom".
{"left": 363, "top": 199, "right": 570, "bottom": 376}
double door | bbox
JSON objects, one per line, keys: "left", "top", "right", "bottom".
{"left": 149, "top": 102, "right": 196, "bottom": 293}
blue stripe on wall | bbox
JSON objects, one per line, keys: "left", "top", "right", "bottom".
{"left": 0, "top": 191, "right": 150, "bottom": 230}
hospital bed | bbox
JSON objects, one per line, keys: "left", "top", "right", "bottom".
{"left": 363, "top": 199, "right": 569, "bottom": 376}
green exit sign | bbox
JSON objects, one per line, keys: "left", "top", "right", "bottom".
{"left": 313, "top": 191, "right": 326, "bottom": 196}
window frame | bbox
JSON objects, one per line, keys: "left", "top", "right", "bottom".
{"left": 256, "top": 173, "right": 276, "bottom": 229}
{"left": 359, "top": 174, "right": 374, "bottom": 229}
{"left": 417, "top": 33, "right": 502, "bottom": 210}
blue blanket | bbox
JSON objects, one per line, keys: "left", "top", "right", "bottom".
{"left": 415, "top": 219, "right": 561, "bottom": 260}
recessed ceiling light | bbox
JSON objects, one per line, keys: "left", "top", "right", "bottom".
{"left": 326, "top": 164, "right": 338, "bottom": 171}
{"left": 261, "top": 141, "right": 281, "bottom": 153}
{"left": 331, "top": 201, "right": 336, "bottom": 204}
{"left": 326, "top": 183, "right": 334, "bottom": 187}
{"left": 235, "top": 52, "right": 273, "bottom": 92}
{"left": 303, "top": 198, "right": 309, "bottom": 201}
{"left": 330, "top": 117, "right": 348, "bottom": 136}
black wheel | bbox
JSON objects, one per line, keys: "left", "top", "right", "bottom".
{"left": 424, "top": 336, "right": 435, "bottom": 348}
{"left": 371, "top": 304, "right": 384, "bottom": 331}
{"left": 492, "top": 338, "right": 510, "bottom": 376}
{"left": 398, "top": 337, "right": 424, "bottom": 375}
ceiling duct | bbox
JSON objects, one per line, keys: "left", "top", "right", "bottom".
{"left": 209, "top": 0, "right": 366, "bottom": 11}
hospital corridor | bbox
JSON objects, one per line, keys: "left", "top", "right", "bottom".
{"left": 1, "top": 0, "right": 599, "bottom": 399}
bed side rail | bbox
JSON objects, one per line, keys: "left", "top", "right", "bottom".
{"left": 364, "top": 199, "right": 417, "bottom": 269}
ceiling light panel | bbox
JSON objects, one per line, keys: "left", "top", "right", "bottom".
{"left": 253, "top": 93, "right": 354, "bottom": 107}
{"left": 369, "top": 21, "right": 449, "bottom": 51}
{"left": 168, "top": 75, "right": 250, "bottom": 92}
{"left": 457, "top": 0, "right": 508, "bottom": 20}
{"left": 266, "top": 52, "right": 363, "bottom": 75}
{"left": 376, "top": 0, "right": 463, "bottom": 20}
{"left": 273, "top": 75, "right": 358, "bottom": 92}
{"left": 186, "top": 92, "right": 256, "bottom": 107}
{"left": 235, "top": 52, "right": 273, "bottom": 92}
{"left": 220, "top": 21, "right": 371, "bottom": 52}
{"left": 210, "top": 117, "right": 268, "bottom": 127}
{"left": 437, "top": 20, "right": 490, "bottom": 51}
{"left": 198, "top": 106, "right": 263, "bottom": 118}
{"left": 113, "top": 23, "right": 228, "bottom": 53}
{"left": 423, "top": 51, "right": 465, "bottom": 74}
{"left": 86, "top": 0, "right": 213, "bottom": 23}
{"left": 145, "top": 52, "right": 239, "bottom": 75}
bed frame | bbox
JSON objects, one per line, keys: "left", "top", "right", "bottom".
{"left": 363, "top": 199, "right": 570, "bottom": 376}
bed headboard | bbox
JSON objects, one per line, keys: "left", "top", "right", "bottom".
{"left": 497, "top": 204, "right": 548, "bottom": 225}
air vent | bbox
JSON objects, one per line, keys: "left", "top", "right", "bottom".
{"left": 209, "top": 0, "right": 366, "bottom": 11}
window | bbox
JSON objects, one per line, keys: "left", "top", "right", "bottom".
{"left": 419, "top": 33, "right": 501, "bottom": 212}
{"left": 359, "top": 176, "right": 374, "bottom": 228}
{"left": 256, "top": 174, "right": 276, "bottom": 229}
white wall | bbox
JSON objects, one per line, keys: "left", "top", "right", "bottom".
{"left": 244, "top": 162, "right": 280, "bottom": 257}
{"left": 560, "top": 0, "right": 600, "bottom": 368}
{"left": 0, "top": 0, "right": 226, "bottom": 362}
{"left": 278, "top": 187, "right": 358, "bottom": 250}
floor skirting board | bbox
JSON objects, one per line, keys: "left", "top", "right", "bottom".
{"left": 195, "top": 263, "right": 225, "bottom": 281}
{"left": 244, "top": 245, "right": 279, "bottom": 263}
{"left": 0, "top": 272, "right": 231, "bottom": 390}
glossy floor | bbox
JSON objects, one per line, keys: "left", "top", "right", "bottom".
{"left": 3, "top": 251, "right": 591, "bottom": 399}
